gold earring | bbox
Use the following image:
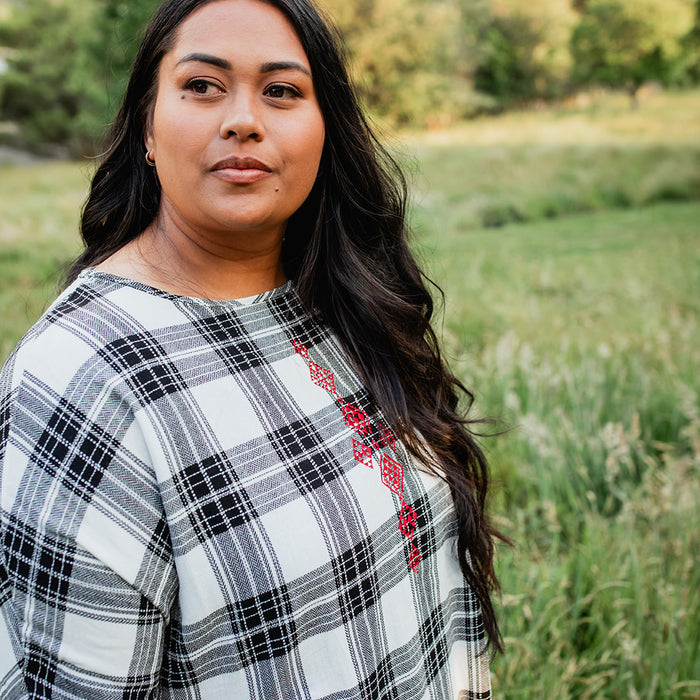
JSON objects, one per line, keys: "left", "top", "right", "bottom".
{"left": 145, "top": 151, "right": 156, "bottom": 166}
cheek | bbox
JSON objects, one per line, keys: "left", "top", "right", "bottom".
{"left": 151, "top": 99, "right": 209, "bottom": 161}
{"left": 290, "top": 117, "right": 325, "bottom": 187}
{"left": 309, "top": 117, "right": 325, "bottom": 164}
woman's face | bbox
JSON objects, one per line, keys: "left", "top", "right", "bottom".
{"left": 145, "top": 0, "right": 325, "bottom": 250}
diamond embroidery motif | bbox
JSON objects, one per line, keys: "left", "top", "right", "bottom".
{"left": 352, "top": 439, "right": 373, "bottom": 468}
{"left": 293, "top": 339, "right": 309, "bottom": 360}
{"left": 375, "top": 423, "right": 396, "bottom": 451}
{"left": 342, "top": 403, "right": 370, "bottom": 437}
{"left": 380, "top": 453, "right": 404, "bottom": 496}
{"left": 293, "top": 338, "right": 421, "bottom": 575}
{"left": 309, "top": 361, "right": 336, "bottom": 394}
{"left": 408, "top": 542, "right": 421, "bottom": 573}
{"left": 398, "top": 501, "right": 417, "bottom": 540}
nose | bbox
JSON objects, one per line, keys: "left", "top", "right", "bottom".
{"left": 219, "top": 90, "right": 264, "bottom": 142}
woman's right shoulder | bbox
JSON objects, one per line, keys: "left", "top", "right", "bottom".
{"left": 0, "top": 271, "right": 179, "bottom": 396}
{"left": 1, "top": 278, "right": 100, "bottom": 391}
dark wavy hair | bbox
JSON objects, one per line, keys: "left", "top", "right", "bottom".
{"left": 68, "top": 0, "right": 505, "bottom": 654}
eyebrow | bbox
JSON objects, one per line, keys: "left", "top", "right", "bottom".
{"left": 260, "top": 61, "right": 311, "bottom": 78}
{"left": 175, "top": 53, "right": 311, "bottom": 78}
{"left": 176, "top": 53, "right": 231, "bottom": 70}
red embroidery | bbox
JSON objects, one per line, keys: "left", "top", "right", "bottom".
{"left": 294, "top": 339, "right": 420, "bottom": 574}
{"left": 380, "top": 453, "right": 404, "bottom": 496}
{"left": 398, "top": 501, "right": 417, "bottom": 540}
{"left": 408, "top": 542, "right": 421, "bottom": 573}
{"left": 352, "top": 439, "right": 373, "bottom": 468}
{"left": 342, "top": 403, "right": 370, "bottom": 437}
{"left": 309, "top": 361, "right": 337, "bottom": 394}
{"left": 375, "top": 423, "right": 396, "bottom": 451}
{"left": 293, "top": 340, "right": 309, "bottom": 360}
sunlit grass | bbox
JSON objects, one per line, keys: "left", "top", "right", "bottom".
{"left": 400, "top": 89, "right": 700, "bottom": 229}
{"left": 403, "top": 103, "right": 700, "bottom": 688}
{"left": 399, "top": 93, "right": 700, "bottom": 696}
{"left": 0, "top": 160, "right": 90, "bottom": 246}
{"left": 403, "top": 88, "right": 700, "bottom": 147}
{"left": 0, "top": 161, "right": 87, "bottom": 358}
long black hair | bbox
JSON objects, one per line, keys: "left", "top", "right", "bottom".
{"left": 68, "top": 0, "right": 505, "bottom": 654}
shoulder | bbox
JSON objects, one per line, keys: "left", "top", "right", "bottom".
{"left": 1, "top": 271, "right": 189, "bottom": 391}
{"left": 0, "top": 274, "right": 171, "bottom": 552}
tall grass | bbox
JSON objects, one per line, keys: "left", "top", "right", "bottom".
{"left": 401, "top": 92, "right": 700, "bottom": 697}
{"left": 1, "top": 90, "right": 699, "bottom": 698}
{"left": 423, "top": 207, "right": 700, "bottom": 698}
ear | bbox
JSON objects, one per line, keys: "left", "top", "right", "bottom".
{"left": 144, "top": 104, "right": 156, "bottom": 155}
{"left": 144, "top": 125, "right": 154, "bottom": 156}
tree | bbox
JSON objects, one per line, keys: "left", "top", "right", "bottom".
{"left": 320, "top": 0, "right": 493, "bottom": 127}
{"left": 0, "top": 0, "right": 158, "bottom": 155}
{"left": 0, "top": 0, "right": 97, "bottom": 151}
{"left": 677, "top": 0, "right": 700, "bottom": 83}
{"left": 571, "top": 0, "right": 696, "bottom": 102}
{"left": 88, "top": 0, "right": 160, "bottom": 112}
{"left": 474, "top": 0, "right": 578, "bottom": 103}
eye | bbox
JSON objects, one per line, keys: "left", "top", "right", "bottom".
{"left": 185, "top": 79, "right": 222, "bottom": 96}
{"left": 264, "top": 83, "right": 301, "bottom": 99}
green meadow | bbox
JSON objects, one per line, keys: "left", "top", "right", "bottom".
{"left": 1, "top": 90, "right": 699, "bottom": 698}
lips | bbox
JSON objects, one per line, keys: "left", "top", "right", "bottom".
{"left": 210, "top": 155, "right": 273, "bottom": 185}
{"left": 212, "top": 156, "right": 272, "bottom": 173}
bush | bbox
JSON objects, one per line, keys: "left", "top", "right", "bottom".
{"left": 0, "top": 0, "right": 158, "bottom": 156}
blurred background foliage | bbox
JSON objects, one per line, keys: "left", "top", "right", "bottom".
{"left": 1, "top": 0, "right": 700, "bottom": 154}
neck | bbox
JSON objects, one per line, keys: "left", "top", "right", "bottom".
{"left": 97, "top": 211, "right": 289, "bottom": 300}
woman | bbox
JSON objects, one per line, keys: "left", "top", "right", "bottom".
{"left": 0, "top": 0, "right": 502, "bottom": 697}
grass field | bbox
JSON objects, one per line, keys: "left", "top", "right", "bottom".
{"left": 1, "top": 90, "right": 699, "bottom": 698}
{"left": 431, "top": 203, "right": 700, "bottom": 699}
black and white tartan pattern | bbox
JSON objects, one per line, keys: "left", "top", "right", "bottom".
{"left": 0, "top": 270, "right": 491, "bottom": 699}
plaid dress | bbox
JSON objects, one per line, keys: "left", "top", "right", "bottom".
{"left": 0, "top": 270, "right": 491, "bottom": 699}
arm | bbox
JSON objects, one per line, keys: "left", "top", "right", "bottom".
{"left": 0, "top": 344, "right": 177, "bottom": 698}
